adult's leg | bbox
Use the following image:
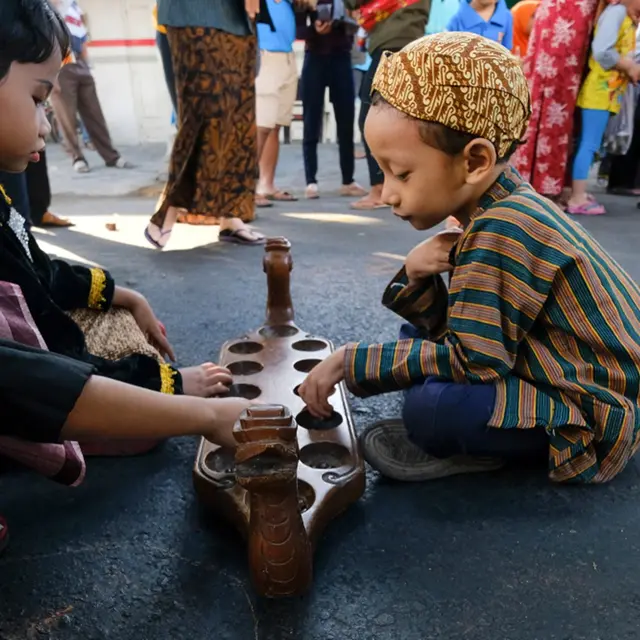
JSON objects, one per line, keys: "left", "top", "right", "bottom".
{"left": 258, "top": 127, "right": 281, "bottom": 194}
{"left": 352, "top": 47, "right": 396, "bottom": 209}
{"left": 329, "top": 52, "right": 357, "bottom": 186}
{"left": 301, "top": 52, "right": 327, "bottom": 190}
{"left": 156, "top": 30, "right": 178, "bottom": 113}
{"left": 25, "top": 150, "right": 71, "bottom": 227}
{"left": 76, "top": 63, "right": 120, "bottom": 166}
{"left": 258, "top": 51, "right": 298, "bottom": 197}
{"left": 49, "top": 65, "right": 84, "bottom": 164}
{"left": 608, "top": 93, "right": 640, "bottom": 192}
{"left": 568, "top": 108, "right": 611, "bottom": 212}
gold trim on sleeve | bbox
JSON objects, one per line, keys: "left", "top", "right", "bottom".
{"left": 159, "top": 363, "right": 177, "bottom": 395}
{"left": 88, "top": 268, "right": 107, "bottom": 310}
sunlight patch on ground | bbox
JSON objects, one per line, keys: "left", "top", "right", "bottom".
{"left": 281, "top": 212, "right": 384, "bottom": 225}
{"left": 372, "top": 251, "right": 405, "bottom": 261}
{"left": 37, "top": 239, "right": 102, "bottom": 268}
{"left": 67, "top": 214, "right": 225, "bottom": 251}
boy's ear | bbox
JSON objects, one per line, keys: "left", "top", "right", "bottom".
{"left": 462, "top": 139, "right": 497, "bottom": 184}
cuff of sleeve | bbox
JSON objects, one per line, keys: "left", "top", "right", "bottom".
{"left": 344, "top": 341, "right": 373, "bottom": 397}
{"left": 382, "top": 268, "right": 438, "bottom": 315}
{"left": 23, "top": 355, "right": 95, "bottom": 443}
{"left": 160, "top": 364, "right": 183, "bottom": 395}
{"left": 88, "top": 268, "right": 115, "bottom": 311}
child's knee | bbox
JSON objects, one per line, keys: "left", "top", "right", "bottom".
{"left": 402, "top": 381, "right": 453, "bottom": 458}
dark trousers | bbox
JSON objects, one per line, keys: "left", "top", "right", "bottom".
{"left": 156, "top": 31, "right": 178, "bottom": 114}
{"left": 0, "top": 172, "right": 31, "bottom": 225}
{"left": 358, "top": 47, "right": 398, "bottom": 187}
{"left": 49, "top": 62, "right": 119, "bottom": 165}
{"left": 0, "top": 152, "right": 52, "bottom": 227}
{"left": 301, "top": 51, "right": 355, "bottom": 186}
{"left": 400, "top": 324, "right": 549, "bottom": 462}
{"left": 607, "top": 94, "right": 640, "bottom": 191}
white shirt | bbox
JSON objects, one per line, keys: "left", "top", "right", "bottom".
{"left": 65, "top": 1, "right": 87, "bottom": 39}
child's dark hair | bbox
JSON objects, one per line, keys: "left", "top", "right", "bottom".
{"left": 370, "top": 91, "right": 519, "bottom": 162}
{"left": 0, "top": 0, "right": 70, "bottom": 82}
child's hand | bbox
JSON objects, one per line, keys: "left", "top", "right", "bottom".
{"left": 129, "top": 294, "right": 176, "bottom": 361}
{"left": 205, "top": 397, "right": 255, "bottom": 449}
{"left": 405, "top": 228, "right": 464, "bottom": 285}
{"left": 298, "top": 346, "right": 346, "bottom": 418}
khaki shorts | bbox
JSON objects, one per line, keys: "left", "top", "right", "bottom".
{"left": 256, "top": 50, "right": 298, "bottom": 129}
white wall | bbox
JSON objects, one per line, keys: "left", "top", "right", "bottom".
{"left": 82, "top": 0, "right": 356, "bottom": 145}
{"left": 83, "top": 0, "right": 172, "bottom": 144}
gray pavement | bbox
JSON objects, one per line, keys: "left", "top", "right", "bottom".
{"left": 2, "top": 144, "right": 640, "bottom": 640}
{"left": 46, "top": 139, "right": 362, "bottom": 199}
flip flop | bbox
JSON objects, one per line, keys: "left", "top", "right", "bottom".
{"left": 255, "top": 194, "right": 274, "bottom": 208}
{"left": 262, "top": 190, "right": 298, "bottom": 202}
{"left": 350, "top": 199, "right": 390, "bottom": 211}
{"left": 565, "top": 200, "right": 606, "bottom": 216}
{"left": 219, "top": 228, "right": 265, "bottom": 246}
{"left": 144, "top": 225, "right": 172, "bottom": 250}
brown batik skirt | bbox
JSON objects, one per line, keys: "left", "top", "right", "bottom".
{"left": 151, "top": 27, "right": 258, "bottom": 226}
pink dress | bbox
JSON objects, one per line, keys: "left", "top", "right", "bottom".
{"left": 512, "top": 0, "right": 602, "bottom": 196}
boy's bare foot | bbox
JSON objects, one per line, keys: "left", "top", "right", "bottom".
{"left": 180, "top": 363, "right": 233, "bottom": 397}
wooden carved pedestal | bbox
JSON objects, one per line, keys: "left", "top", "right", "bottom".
{"left": 193, "top": 238, "right": 365, "bottom": 598}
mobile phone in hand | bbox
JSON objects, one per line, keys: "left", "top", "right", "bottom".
{"left": 316, "top": 4, "right": 332, "bottom": 22}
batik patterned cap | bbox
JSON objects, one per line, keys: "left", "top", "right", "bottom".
{"left": 371, "top": 32, "right": 532, "bottom": 157}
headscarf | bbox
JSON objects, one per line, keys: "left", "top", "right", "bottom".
{"left": 511, "top": 0, "right": 540, "bottom": 58}
{"left": 371, "top": 32, "right": 532, "bottom": 157}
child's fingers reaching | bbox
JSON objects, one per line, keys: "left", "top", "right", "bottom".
{"left": 153, "top": 331, "right": 176, "bottom": 362}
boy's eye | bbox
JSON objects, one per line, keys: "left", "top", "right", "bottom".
{"left": 33, "top": 97, "right": 44, "bottom": 106}
{"left": 395, "top": 172, "right": 410, "bottom": 182}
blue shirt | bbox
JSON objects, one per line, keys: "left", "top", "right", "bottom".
{"left": 447, "top": 0, "right": 513, "bottom": 50}
{"left": 426, "top": 0, "right": 461, "bottom": 35}
{"left": 257, "top": 0, "right": 296, "bottom": 52}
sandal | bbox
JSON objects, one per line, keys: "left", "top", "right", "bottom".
{"left": 350, "top": 198, "right": 390, "bottom": 211}
{"left": 144, "top": 223, "right": 173, "bottom": 250}
{"left": 261, "top": 190, "right": 298, "bottom": 202}
{"left": 0, "top": 515, "right": 8, "bottom": 555}
{"left": 255, "top": 194, "right": 274, "bottom": 208}
{"left": 305, "top": 183, "right": 319, "bottom": 199}
{"left": 565, "top": 200, "right": 606, "bottom": 216}
{"left": 360, "top": 419, "right": 504, "bottom": 482}
{"left": 219, "top": 228, "right": 265, "bottom": 245}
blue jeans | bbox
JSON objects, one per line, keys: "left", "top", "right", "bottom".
{"left": 301, "top": 51, "right": 355, "bottom": 186}
{"left": 572, "top": 108, "right": 611, "bottom": 180}
{"left": 400, "top": 324, "right": 548, "bottom": 462}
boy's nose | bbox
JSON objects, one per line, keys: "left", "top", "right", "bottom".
{"left": 38, "top": 109, "right": 51, "bottom": 141}
{"left": 380, "top": 180, "right": 399, "bottom": 207}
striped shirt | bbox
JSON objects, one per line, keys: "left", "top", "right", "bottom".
{"left": 344, "top": 167, "right": 640, "bottom": 484}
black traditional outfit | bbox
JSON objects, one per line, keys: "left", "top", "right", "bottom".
{"left": 0, "top": 184, "right": 182, "bottom": 442}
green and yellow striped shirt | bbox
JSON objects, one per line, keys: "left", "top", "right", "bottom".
{"left": 344, "top": 168, "right": 640, "bottom": 484}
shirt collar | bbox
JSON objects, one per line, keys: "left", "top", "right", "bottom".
{"left": 470, "top": 165, "right": 524, "bottom": 223}
{"left": 449, "top": 166, "right": 524, "bottom": 267}
{"left": 459, "top": 0, "right": 509, "bottom": 28}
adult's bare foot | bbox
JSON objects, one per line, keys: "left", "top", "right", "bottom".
{"left": 180, "top": 363, "right": 233, "bottom": 397}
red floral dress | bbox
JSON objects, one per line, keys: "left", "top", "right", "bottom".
{"left": 512, "top": 0, "right": 602, "bottom": 196}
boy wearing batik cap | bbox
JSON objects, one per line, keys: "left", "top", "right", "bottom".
{"left": 299, "top": 32, "right": 640, "bottom": 485}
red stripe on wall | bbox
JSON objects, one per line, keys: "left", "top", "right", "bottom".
{"left": 88, "top": 39, "right": 157, "bottom": 47}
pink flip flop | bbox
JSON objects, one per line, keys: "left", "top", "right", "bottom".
{"left": 565, "top": 201, "right": 606, "bottom": 216}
